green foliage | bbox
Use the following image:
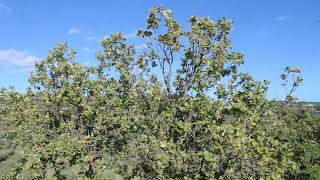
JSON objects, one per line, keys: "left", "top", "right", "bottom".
{"left": 0, "top": 6, "right": 319, "bottom": 179}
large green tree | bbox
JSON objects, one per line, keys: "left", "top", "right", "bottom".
{"left": 0, "top": 6, "right": 319, "bottom": 180}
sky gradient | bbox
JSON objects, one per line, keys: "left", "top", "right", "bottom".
{"left": 0, "top": 0, "right": 319, "bottom": 101}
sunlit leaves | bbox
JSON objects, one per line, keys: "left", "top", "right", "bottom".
{"left": 0, "top": 6, "right": 319, "bottom": 180}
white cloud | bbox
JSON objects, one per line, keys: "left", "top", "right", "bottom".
{"left": 68, "top": 27, "right": 81, "bottom": 35}
{"left": 0, "top": 49, "right": 40, "bottom": 66}
{"left": 0, "top": 3, "right": 11, "bottom": 13}
{"left": 274, "top": 16, "right": 289, "bottom": 22}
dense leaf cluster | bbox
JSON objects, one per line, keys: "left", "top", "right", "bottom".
{"left": 0, "top": 7, "right": 319, "bottom": 179}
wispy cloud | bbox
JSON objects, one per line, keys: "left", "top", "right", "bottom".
{"left": 0, "top": 3, "right": 12, "bottom": 13}
{"left": 0, "top": 49, "right": 40, "bottom": 66}
{"left": 68, "top": 27, "right": 81, "bottom": 35}
{"left": 274, "top": 16, "right": 289, "bottom": 22}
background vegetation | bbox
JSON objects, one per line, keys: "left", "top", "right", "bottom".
{"left": 0, "top": 7, "right": 319, "bottom": 179}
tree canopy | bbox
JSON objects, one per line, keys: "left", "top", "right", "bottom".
{"left": 0, "top": 6, "right": 319, "bottom": 179}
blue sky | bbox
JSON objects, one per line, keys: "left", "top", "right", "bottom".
{"left": 0, "top": 0, "right": 319, "bottom": 101}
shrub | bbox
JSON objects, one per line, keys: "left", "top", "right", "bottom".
{"left": 0, "top": 6, "right": 319, "bottom": 179}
